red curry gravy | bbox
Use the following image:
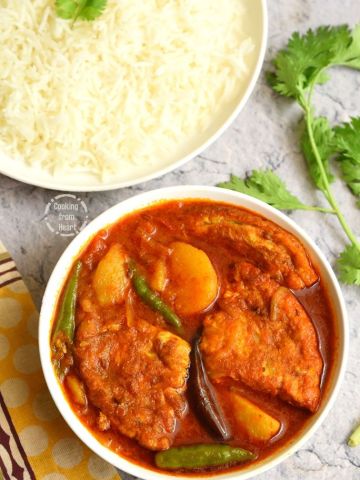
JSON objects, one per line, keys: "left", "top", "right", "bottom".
{"left": 52, "top": 200, "right": 337, "bottom": 475}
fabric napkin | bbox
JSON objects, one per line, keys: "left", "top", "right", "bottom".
{"left": 0, "top": 241, "right": 120, "bottom": 480}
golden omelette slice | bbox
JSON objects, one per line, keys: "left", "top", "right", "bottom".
{"left": 201, "top": 286, "right": 323, "bottom": 413}
{"left": 75, "top": 309, "right": 190, "bottom": 450}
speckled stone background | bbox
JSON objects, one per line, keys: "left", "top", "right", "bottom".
{"left": 0, "top": 0, "right": 359, "bottom": 478}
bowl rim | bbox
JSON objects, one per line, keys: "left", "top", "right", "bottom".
{"left": 0, "top": 0, "right": 268, "bottom": 192}
{"left": 39, "top": 185, "right": 349, "bottom": 480}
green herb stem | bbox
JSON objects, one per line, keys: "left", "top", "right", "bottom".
{"left": 299, "top": 205, "right": 336, "bottom": 214}
{"left": 303, "top": 96, "right": 360, "bottom": 249}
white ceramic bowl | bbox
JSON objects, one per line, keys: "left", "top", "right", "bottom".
{"left": 39, "top": 186, "right": 348, "bottom": 480}
{"left": 0, "top": 1, "right": 267, "bottom": 192}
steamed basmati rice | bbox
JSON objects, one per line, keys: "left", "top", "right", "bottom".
{"left": 0, "top": 0, "right": 254, "bottom": 178}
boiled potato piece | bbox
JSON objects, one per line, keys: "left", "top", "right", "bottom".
{"left": 93, "top": 244, "right": 129, "bottom": 306}
{"left": 169, "top": 242, "right": 218, "bottom": 315}
{"left": 150, "top": 258, "right": 168, "bottom": 292}
{"left": 229, "top": 389, "right": 280, "bottom": 442}
{"left": 65, "top": 375, "right": 87, "bottom": 407}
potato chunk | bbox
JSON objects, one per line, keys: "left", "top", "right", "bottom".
{"left": 228, "top": 389, "right": 280, "bottom": 442}
{"left": 93, "top": 244, "right": 129, "bottom": 306}
{"left": 65, "top": 374, "right": 87, "bottom": 407}
{"left": 169, "top": 242, "right": 218, "bottom": 315}
{"left": 150, "top": 258, "right": 168, "bottom": 292}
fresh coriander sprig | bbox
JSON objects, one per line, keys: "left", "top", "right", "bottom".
{"left": 218, "top": 171, "right": 335, "bottom": 213}
{"left": 220, "top": 25, "right": 360, "bottom": 285}
{"left": 266, "top": 24, "right": 360, "bottom": 285}
{"left": 55, "top": 0, "right": 108, "bottom": 26}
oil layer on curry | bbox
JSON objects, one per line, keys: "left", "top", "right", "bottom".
{"left": 51, "top": 200, "right": 336, "bottom": 474}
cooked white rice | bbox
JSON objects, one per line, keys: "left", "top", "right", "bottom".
{"left": 0, "top": 0, "right": 254, "bottom": 178}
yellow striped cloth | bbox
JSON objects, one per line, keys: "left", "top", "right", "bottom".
{"left": 0, "top": 241, "right": 120, "bottom": 480}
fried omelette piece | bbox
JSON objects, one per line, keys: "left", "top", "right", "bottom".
{"left": 201, "top": 284, "right": 323, "bottom": 412}
{"left": 224, "top": 260, "right": 281, "bottom": 315}
{"left": 75, "top": 305, "right": 190, "bottom": 450}
{"left": 188, "top": 207, "right": 318, "bottom": 289}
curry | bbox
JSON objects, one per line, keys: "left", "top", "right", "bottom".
{"left": 51, "top": 200, "right": 336, "bottom": 474}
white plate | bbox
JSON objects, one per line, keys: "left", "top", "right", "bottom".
{"left": 0, "top": 0, "right": 267, "bottom": 192}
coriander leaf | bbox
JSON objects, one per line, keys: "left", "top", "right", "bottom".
{"left": 339, "top": 159, "right": 360, "bottom": 196}
{"left": 333, "top": 117, "right": 360, "bottom": 196}
{"left": 334, "top": 117, "right": 360, "bottom": 163}
{"left": 301, "top": 116, "right": 335, "bottom": 191}
{"left": 218, "top": 171, "right": 325, "bottom": 212}
{"left": 75, "top": 0, "right": 107, "bottom": 21}
{"left": 268, "top": 26, "right": 352, "bottom": 99}
{"left": 338, "top": 24, "right": 360, "bottom": 69}
{"left": 338, "top": 244, "right": 360, "bottom": 285}
{"left": 56, "top": 0, "right": 77, "bottom": 19}
{"left": 267, "top": 52, "right": 307, "bottom": 100}
{"left": 56, "top": 0, "right": 107, "bottom": 23}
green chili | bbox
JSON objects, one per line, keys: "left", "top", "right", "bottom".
{"left": 155, "top": 444, "right": 256, "bottom": 470}
{"left": 128, "top": 260, "right": 183, "bottom": 332}
{"left": 52, "top": 260, "right": 82, "bottom": 346}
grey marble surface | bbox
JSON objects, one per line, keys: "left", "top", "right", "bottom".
{"left": 0, "top": 0, "right": 360, "bottom": 478}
